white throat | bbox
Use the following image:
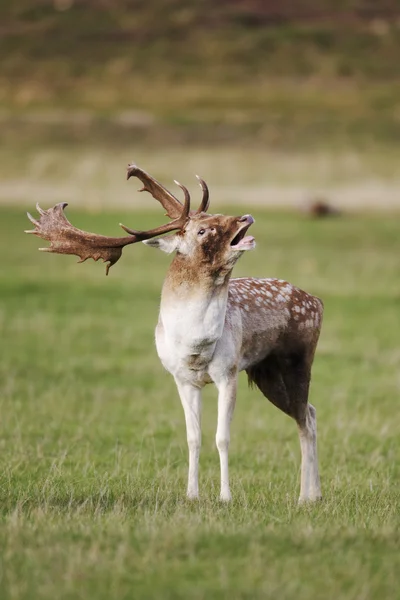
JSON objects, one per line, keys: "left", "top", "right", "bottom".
{"left": 160, "top": 284, "right": 229, "bottom": 351}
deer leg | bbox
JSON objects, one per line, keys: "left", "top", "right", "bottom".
{"left": 281, "top": 356, "right": 321, "bottom": 503}
{"left": 247, "top": 350, "right": 321, "bottom": 502}
{"left": 175, "top": 380, "right": 202, "bottom": 499}
{"left": 279, "top": 354, "right": 322, "bottom": 503}
{"left": 297, "top": 403, "right": 321, "bottom": 503}
{"left": 214, "top": 376, "right": 237, "bottom": 502}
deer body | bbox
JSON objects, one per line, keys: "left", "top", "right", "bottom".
{"left": 146, "top": 213, "right": 323, "bottom": 503}
{"left": 27, "top": 164, "right": 323, "bottom": 503}
{"left": 157, "top": 276, "right": 318, "bottom": 384}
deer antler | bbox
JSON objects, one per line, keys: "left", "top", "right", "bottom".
{"left": 25, "top": 202, "right": 140, "bottom": 275}
{"left": 25, "top": 194, "right": 190, "bottom": 275}
{"left": 127, "top": 163, "right": 210, "bottom": 216}
{"left": 119, "top": 177, "right": 191, "bottom": 236}
{"left": 127, "top": 164, "right": 184, "bottom": 219}
{"left": 195, "top": 176, "right": 210, "bottom": 214}
{"left": 25, "top": 164, "right": 199, "bottom": 274}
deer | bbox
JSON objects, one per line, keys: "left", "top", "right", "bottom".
{"left": 26, "top": 163, "right": 323, "bottom": 503}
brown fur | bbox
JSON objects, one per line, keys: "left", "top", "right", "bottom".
{"left": 227, "top": 277, "right": 323, "bottom": 424}
{"left": 162, "top": 213, "right": 249, "bottom": 296}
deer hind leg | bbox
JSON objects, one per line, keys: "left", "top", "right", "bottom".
{"left": 175, "top": 380, "right": 202, "bottom": 499}
{"left": 246, "top": 349, "right": 321, "bottom": 503}
{"left": 296, "top": 402, "right": 321, "bottom": 503}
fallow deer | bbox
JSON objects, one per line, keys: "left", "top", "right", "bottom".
{"left": 26, "top": 164, "right": 323, "bottom": 503}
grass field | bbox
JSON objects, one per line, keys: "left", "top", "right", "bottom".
{"left": 0, "top": 204, "right": 399, "bottom": 598}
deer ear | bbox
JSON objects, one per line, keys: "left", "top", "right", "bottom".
{"left": 142, "top": 234, "right": 179, "bottom": 254}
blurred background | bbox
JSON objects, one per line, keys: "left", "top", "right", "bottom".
{"left": 1, "top": 0, "right": 400, "bottom": 211}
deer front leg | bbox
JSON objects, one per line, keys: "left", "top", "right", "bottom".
{"left": 215, "top": 375, "right": 237, "bottom": 502}
{"left": 175, "top": 380, "right": 202, "bottom": 500}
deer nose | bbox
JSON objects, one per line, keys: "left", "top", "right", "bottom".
{"left": 239, "top": 214, "right": 255, "bottom": 224}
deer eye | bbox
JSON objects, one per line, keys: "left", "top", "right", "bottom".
{"left": 198, "top": 228, "right": 206, "bottom": 236}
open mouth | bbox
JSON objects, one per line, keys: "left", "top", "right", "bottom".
{"left": 230, "top": 216, "right": 255, "bottom": 250}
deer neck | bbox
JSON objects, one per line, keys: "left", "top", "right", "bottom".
{"left": 159, "top": 253, "right": 232, "bottom": 346}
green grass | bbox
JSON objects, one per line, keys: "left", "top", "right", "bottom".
{"left": 1, "top": 205, "right": 400, "bottom": 599}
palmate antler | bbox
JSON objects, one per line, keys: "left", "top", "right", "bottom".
{"left": 25, "top": 163, "right": 209, "bottom": 274}
{"left": 25, "top": 202, "right": 138, "bottom": 275}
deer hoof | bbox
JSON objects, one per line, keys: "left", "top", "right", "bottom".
{"left": 219, "top": 491, "right": 232, "bottom": 503}
{"left": 186, "top": 491, "right": 199, "bottom": 501}
{"left": 298, "top": 494, "right": 322, "bottom": 505}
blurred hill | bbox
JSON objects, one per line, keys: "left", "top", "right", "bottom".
{"left": 1, "top": 0, "right": 400, "bottom": 148}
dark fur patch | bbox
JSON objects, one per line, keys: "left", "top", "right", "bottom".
{"left": 200, "top": 229, "right": 232, "bottom": 265}
{"left": 246, "top": 349, "right": 311, "bottom": 423}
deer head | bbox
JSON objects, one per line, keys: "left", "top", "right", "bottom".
{"left": 25, "top": 163, "right": 255, "bottom": 278}
{"left": 145, "top": 212, "right": 255, "bottom": 273}
{"left": 129, "top": 168, "right": 255, "bottom": 283}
